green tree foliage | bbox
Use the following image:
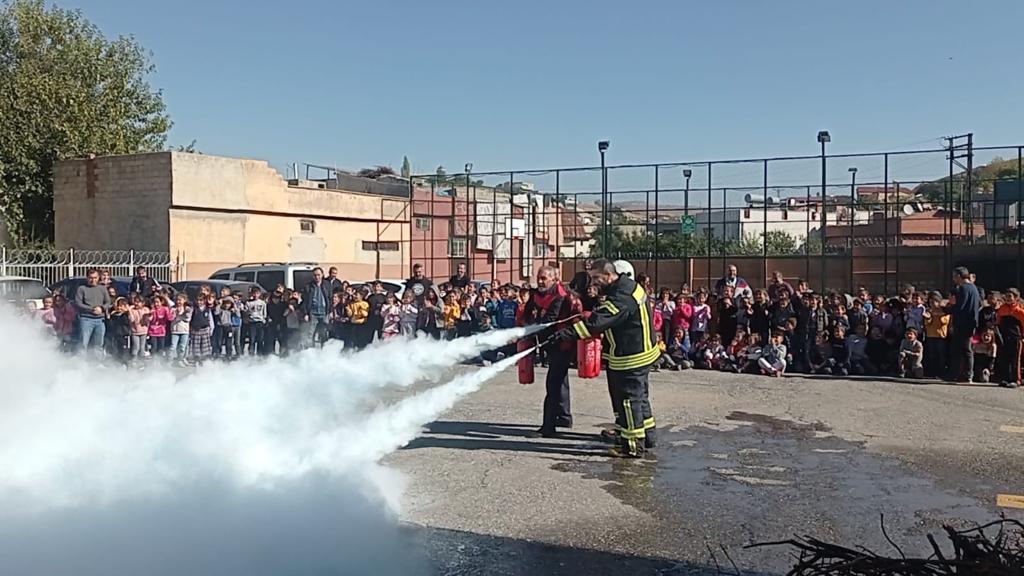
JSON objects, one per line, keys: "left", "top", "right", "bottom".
{"left": 592, "top": 227, "right": 809, "bottom": 259}
{"left": 0, "top": 0, "right": 171, "bottom": 244}
{"left": 914, "top": 157, "right": 1022, "bottom": 204}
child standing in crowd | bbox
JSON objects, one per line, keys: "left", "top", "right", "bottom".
{"left": 830, "top": 325, "right": 851, "bottom": 376}
{"left": 866, "top": 326, "right": 892, "bottom": 374}
{"left": 442, "top": 292, "right": 461, "bottom": 340}
{"left": 347, "top": 290, "right": 370, "bottom": 349}
{"left": 996, "top": 288, "right": 1024, "bottom": 388}
{"left": 245, "top": 288, "right": 267, "bottom": 355}
{"left": 905, "top": 293, "right": 926, "bottom": 337}
{"left": 690, "top": 291, "right": 711, "bottom": 344}
{"left": 170, "top": 294, "right": 191, "bottom": 365}
{"left": 847, "top": 299, "right": 869, "bottom": 335}
{"left": 456, "top": 293, "right": 475, "bottom": 338}
{"left": 147, "top": 295, "right": 174, "bottom": 360}
{"left": 109, "top": 297, "right": 132, "bottom": 365}
{"left": 328, "top": 292, "right": 349, "bottom": 346}
{"left": 418, "top": 291, "right": 443, "bottom": 339}
{"left": 216, "top": 298, "right": 238, "bottom": 358}
{"left": 898, "top": 328, "right": 924, "bottom": 379}
{"left": 657, "top": 289, "right": 677, "bottom": 343}
{"left": 189, "top": 294, "right": 215, "bottom": 366}
{"left": 128, "top": 295, "right": 150, "bottom": 365}
{"left": 283, "top": 296, "right": 302, "bottom": 354}
{"left": 758, "top": 331, "right": 788, "bottom": 377}
{"left": 922, "top": 293, "right": 951, "bottom": 378}
{"left": 847, "top": 323, "right": 872, "bottom": 375}
{"left": 399, "top": 291, "right": 419, "bottom": 336}
{"left": 33, "top": 295, "right": 57, "bottom": 333}
{"left": 496, "top": 288, "right": 519, "bottom": 330}
{"left": 381, "top": 293, "right": 402, "bottom": 339}
{"left": 51, "top": 293, "right": 77, "bottom": 349}
{"left": 972, "top": 329, "right": 998, "bottom": 383}
{"left": 669, "top": 293, "right": 691, "bottom": 345}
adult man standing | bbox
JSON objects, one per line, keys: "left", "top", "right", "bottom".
{"left": 404, "top": 263, "right": 434, "bottom": 305}
{"left": 560, "top": 259, "right": 660, "bottom": 458}
{"left": 302, "top": 267, "right": 332, "bottom": 347}
{"left": 74, "top": 268, "right": 111, "bottom": 355}
{"left": 766, "top": 271, "right": 794, "bottom": 302}
{"left": 945, "top": 266, "right": 980, "bottom": 382}
{"left": 715, "top": 264, "right": 752, "bottom": 300}
{"left": 129, "top": 266, "right": 159, "bottom": 297}
{"left": 326, "top": 266, "right": 343, "bottom": 294}
{"left": 520, "top": 266, "right": 578, "bottom": 437}
{"left": 449, "top": 262, "right": 471, "bottom": 290}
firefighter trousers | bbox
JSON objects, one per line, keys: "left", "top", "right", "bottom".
{"left": 607, "top": 366, "right": 656, "bottom": 456}
{"left": 542, "top": 349, "right": 573, "bottom": 431}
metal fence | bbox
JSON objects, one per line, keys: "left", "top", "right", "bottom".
{"left": 409, "top": 136, "right": 1024, "bottom": 295}
{"left": 0, "top": 248, "right": 185, "bottom": 286}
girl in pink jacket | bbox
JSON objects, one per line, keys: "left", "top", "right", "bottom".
{"left": 146, "top": 294, "right": 175, "bottom": 360}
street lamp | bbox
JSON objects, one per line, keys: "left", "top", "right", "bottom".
{"left": 598, "top": 140, "right": 610, "bottom": 254}
{"left": 848, "top": 166, "right": 857, "bottom": 292}
{"left": 817, "top": 130, "right": 830, "bottom": 293}
{"left": 683, "top": 168, "right": 692, "bottom": 213}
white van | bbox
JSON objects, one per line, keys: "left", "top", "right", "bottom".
{"left": 209, "top": 263, "right": 319, "bottom": 292}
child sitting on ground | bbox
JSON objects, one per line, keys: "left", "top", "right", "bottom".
{"left": 722, "top": 330, "right": 749, "bottom": 373}
{"left": 972, "top": 328, "right": 998, "bottom": 383}
{"left": 846, "top": 323, "right": 873, "bottom": 375}
{"left": 667, "top": 328, "right": 693, "bottom": 370}
{"left": 809, "top": 330, "right": 833, "bottom": 375}
{"left": 741, "top": 333, "right": 764, "bottom": 374}
{"left": 758, "top": 330, "right": 788, "bottom": 376}
{"left": 829, "top": 325, "right": 851, "bottom": 377}
{"left": 897, "top": 327, "right": 925, "bottom": 379}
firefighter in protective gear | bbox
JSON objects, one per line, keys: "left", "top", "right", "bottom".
{"left": 559, "top": 259, "right": 659, "bottom": 457}
{"left": 519, "top": 266, "right": 580, "bottom": 437}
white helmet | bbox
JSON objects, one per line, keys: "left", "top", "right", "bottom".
{"left": 612, "top": 260, "right": 634, "bottom": 278}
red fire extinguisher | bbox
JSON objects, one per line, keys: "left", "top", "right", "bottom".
{"left": 577, "top": 336, "right": 602, "bottom": 379}
{"left": 517, "top": 338, "right": 535, "bottom": 384}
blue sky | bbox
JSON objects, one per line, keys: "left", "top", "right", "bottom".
{"left": 63, "top": 0, "right": 1024, "bottom": 188}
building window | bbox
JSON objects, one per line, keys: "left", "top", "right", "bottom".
{"left": 533, "top": 243, "right": 549, "bottom": 258}
{"left": 362, "top": 241, "right": 400, "bottom": 252}
{"left": 448, "top": 238, "right": 468, "bottom": 258}
{"left": 782, "top": 209, "right": 789, "bottom": 220}
{"left": 299, "top": 219, "right": 316, "bottom": 234}
{"left": 743, "top": 208, "right": 751, "bottom": 219}
{"left": 415, "top": 217, "right": 431, "bottom": 231}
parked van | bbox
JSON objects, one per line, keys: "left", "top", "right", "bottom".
{"left": 209, "top": 263, "right": 318, "bottom": 292}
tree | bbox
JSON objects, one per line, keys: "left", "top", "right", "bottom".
{"left": 174, "top": 140, "right": 201, "bottom": 154}
{"left": 0, "top": 0, "right": 171, "bottom": 244}
{"left": 400, "top": 156, "right": 411, "bottom": 178}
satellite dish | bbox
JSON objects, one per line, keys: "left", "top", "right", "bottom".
{"left": 902, "top": 204, "right": 915, "bottom": 216}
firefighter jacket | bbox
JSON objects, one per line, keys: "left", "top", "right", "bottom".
{"left": 570, "top": 275, "right": 660, "bottom": 371}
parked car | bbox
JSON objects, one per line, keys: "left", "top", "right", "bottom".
{"left": 48, "top": 276, "right": 132, "bottom": 300}
{"left": 170, "top": 280, "right": 264, "bottom": 303}
{"left": 209, "top": 262, "right": 318, "bottom": 292}
{"left": 0, "top": 276, "right": 50, "bottom": 310}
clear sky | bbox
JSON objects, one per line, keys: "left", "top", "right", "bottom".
{"left": 61, "top": 0, "right": 1024, "bottom": 187}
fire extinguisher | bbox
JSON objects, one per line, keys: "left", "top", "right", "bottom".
{"left": 577, "top": 336, "right": 602, "bottom": 379}
{"left": 517, "top": 338, "right": 535, "bottom": 384}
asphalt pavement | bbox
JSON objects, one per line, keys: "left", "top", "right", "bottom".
{"left": 385, "top": 366, "right": 1024, "bottom": 575}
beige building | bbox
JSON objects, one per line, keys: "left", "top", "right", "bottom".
{"left": 54, "top": 152, "right": 410, "bottom": 280}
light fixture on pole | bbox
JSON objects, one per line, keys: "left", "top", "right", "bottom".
{"left": 817, "top": 131, "right": 830, "bottom": 293}
{"left": 598, "top": 140, "right": 610, "bottom": 253}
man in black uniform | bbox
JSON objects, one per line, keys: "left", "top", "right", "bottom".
{"left": 520, "top": 266, "right": 576, "bottom": 437}
{"left": 559, "top": 259, "right": 659, "bottom": 458}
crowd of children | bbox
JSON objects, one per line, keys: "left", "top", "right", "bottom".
{"left": 639, "top": 270, "right": 1024, "bottom": 388}
{"left": 24, "top": 264, "right": 1024, "bottom": 388}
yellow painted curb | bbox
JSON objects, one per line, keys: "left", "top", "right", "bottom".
{"left": 996, "top": 494, "right": 1024, "bottom": 509}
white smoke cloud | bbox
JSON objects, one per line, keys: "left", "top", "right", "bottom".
{"left": 0, "top": 307, "right": 533, "bottom": 574}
